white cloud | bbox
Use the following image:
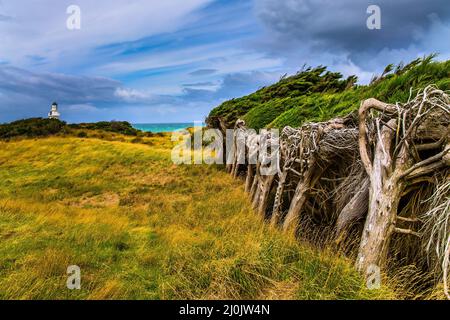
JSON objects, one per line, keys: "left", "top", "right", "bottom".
{"left": 114, "top": 87, "right": 150, "bottom": 101}
{"left": 0, "top": 0, "right": 212, "bottom": 67}
{"left": 95, "top": 42, "right": 282, "bottom": 78}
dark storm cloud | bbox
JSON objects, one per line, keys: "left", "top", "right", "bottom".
{"left": 0, "top": 66, "right": 278, "bottom": 123}
{"left": 0, "top": 66, "right": 156, "bottom": 122}
{"left": 255, "top": 0, "right": 450, "bottom": 54}
{"left": 0, "top": 66, "right": 121, "bottom": 105}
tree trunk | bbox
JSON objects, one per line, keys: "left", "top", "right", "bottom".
{"left": 252, "top": 178, "right": 262, "bottom": 210}
{"left": 250, "top": 162, "right": 261, "bottom": 201}
{"left": 335, "top": 178, "right": 369, "bottom": 244}
{"left": 245, "top": 165, "right": 254, "bottom": 193}
{"left": 231, "top": 151, "right": 238, "bottom": 177}
{"left": 257, "top": 174, "right": 276, "bottom": 217}
{"left": 356, "top": 177, "right": 403, "bottom": 272}
{"left": 356, "top": 119, "right": 407, "bottom": 272}
{"left": 271, "top": 169, "right": 289, "bottom": 226}
{"left": 282, "top": 162, "right": 321, "bottom": 234}
{"left": 232, "top": 163, "right": 240, "bottom": 178}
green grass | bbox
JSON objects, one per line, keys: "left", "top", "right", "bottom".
{"left": 0, "top": 135, "right": 394, "bottom": 300}
{"left": 208, "top": 56, "right": 450, "bottom": 130}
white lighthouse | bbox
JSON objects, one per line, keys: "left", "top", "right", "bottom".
{"left": 48, "top": 102, "right": 60, "bottom": 120}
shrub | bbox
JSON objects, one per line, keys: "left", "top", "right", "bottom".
{"left": 131, "top": 137, "right": 143, "bottom": 144}
{"left": 207, "top": 56, "right": 450, "bottom": 130}
{"left": 0, "top": 118, "right": 66, "bottom": 139}
{"left": 69, "top": 121, "right": 140, "bottom": 136}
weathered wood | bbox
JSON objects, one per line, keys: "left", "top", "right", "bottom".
{"left": 358, "top": 98, "right": 397, "bottom": 175}
{"left": 226, "top": 131, "right": 235, "bottom": 173}
{"left": 221, "top": 87, "right": 449, "bottom": 297}
{"left": 335, "top": 178, "right": 370, "bottom": 243}
{"left": 245, "top": 165, "right": 254, "bottom": 193}
{"left": 252, "top": 175, "right": 263, "bottom": 210}
{"left": 415, "top": 133, "right": 447, "bottom": 151}
{"left": 356, "top": 176, "right": 404, "bottom": 272}
{"left": 356, "top": 119, "right": 407, "bottom": 272}
{"left": 394, "top": 227, "right": 421, "bottom": 237}
{"left": 444, "top": 144, "right": 450, "bottom": 165}
{"left": 355, "top": 89, "right": 449, "bottom": 281}
{"left": 282, "top": 161, "right": 323, "bottom": 234}
{"left": 257, "top": 174, "right": 276, "bottom": 217}
{"left": 270, "top": 169, "right": 289, "bottom": 226}
{"left": 401, "top": 148, "right": 449, "bottom": 180}
{"left": 249, "top": 162, "right": 260, "bottom": 201}
{"left": 397, "top": 216, "right": 421, "bottom": 223}
{"left": 226, "top": 145, "right": 234, "bottom": 173}
{"left": 232, "top": 130, "right": 247, "bottom": 178}
{"left": 231, "top": 146, "right": 239, "bottom": 177}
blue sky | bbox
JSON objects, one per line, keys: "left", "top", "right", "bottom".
{"left": 0, "top": 0, "right": 449, "bottom": 123}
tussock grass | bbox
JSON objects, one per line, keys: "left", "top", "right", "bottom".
{"left": 0, "top": 136, "right": 393, "bottom": 299}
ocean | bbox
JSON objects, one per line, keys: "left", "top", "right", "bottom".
{"left": 132, "top": 123, "right": 204, "bottom": 133}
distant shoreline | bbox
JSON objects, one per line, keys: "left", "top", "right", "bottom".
{"left": 132, "top": 122, "right": 205, "bottom": 133}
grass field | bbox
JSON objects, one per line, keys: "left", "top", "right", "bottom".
{"left": 0, "top": 135, "right": 393, "bottom": 300}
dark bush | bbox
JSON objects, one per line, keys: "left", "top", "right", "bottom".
{"left": 0, "top": 118, "right": 66, "bottom": 139}
{"left": 131, "top": 137, "right": 143, "bottom": 144}
{"left": 77, "top": 131, "right": 87, "bottom": 138}
{"left": 69, "top": 121, "right": 140, "bottom": 136}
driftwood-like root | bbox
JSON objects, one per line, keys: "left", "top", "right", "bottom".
{"left": 223, "top": 86, "right": 449, "bottom": 297}
{"left": 282, "top": 162, "right": 323, "bottom": 234}
{"left": 257, "top": 175, "right": 276, "bottom": 217}
{"left": 245, "top": 165, "right": 254, "bottom": 193}
{"left": 271, "top": 170, "right": 289, "bottom": 226}
{"left": 356, "top": 86, "right": 449, "bottom": 280}
{"left": 335, "top": 178, "right": 369, "bottom": 245}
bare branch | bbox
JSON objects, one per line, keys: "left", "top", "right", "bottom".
{"left": 416, "top": 135, "right": 447, "bottom": 151}
{"left": 359, "top": 99, "right": 398, "bottom": 176}
{"left": 401, "top": 149, "right": 449, "bottom": 180}
{"left": 407, "top": 176, "right": 435, "bottom": 186}
{"left": 395, "top": 227, "right": 421, "bottom": 237}
{"left": 397, "top": 216, "right": 422, "bottom": 223}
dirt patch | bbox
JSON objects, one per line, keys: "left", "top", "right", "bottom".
{"left": 67, "top": 192, "right": 120, "bottom": 208}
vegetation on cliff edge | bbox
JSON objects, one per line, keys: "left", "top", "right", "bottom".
{"left": 207, "top": 56, "right": 450, "bottom": 130}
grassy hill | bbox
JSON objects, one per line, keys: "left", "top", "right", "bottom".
{"left": 207, "top": 56, "right": 450, "bottom": 130}
{"left": 0, "top": 134, "right": 392, "bottom": 299}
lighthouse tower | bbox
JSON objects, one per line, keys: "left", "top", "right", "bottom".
{"left": 48, "top": 102, "right": 60, "bottom": 120}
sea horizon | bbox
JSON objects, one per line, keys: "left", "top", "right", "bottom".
{"left": 132, "top": 122, "right": 205, "bottom": 133}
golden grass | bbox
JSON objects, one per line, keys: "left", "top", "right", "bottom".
{"left": 0, "top": 136, "right": 394, "bottom": 300}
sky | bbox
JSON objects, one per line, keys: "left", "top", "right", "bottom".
{"left": 0, "top": 0, "right": 449, "bottom": 123}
